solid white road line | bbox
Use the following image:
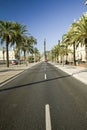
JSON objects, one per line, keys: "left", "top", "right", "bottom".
{"left": 45, "top": 73, "right": 47, "bottom": 80}
{"left": 45, "top": 104, "right": 52, "bottom": 130}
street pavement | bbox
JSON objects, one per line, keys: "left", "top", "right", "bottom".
{"left": 0, "top": 62, "right": 87, "bottom": 85}
{"left": 0, "top": 62, "right": 87, "bottom": 130}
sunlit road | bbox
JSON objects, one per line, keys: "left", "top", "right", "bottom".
{"left": 0, "top": 62, "right": 87, "bottom": 130}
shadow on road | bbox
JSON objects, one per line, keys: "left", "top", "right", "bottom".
{"left": 0, "top": 74, "right": 71, "bottom": 92}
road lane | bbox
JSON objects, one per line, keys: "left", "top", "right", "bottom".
{"left": 44, "top": 63, "right": 87, "bottom": 130}
{"left": 0, "top": 62, "right": 87, "bottom": 130}
{"left": 0, "top": 62, "right": 49, "bottom": 130}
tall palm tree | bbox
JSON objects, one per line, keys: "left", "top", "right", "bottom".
{"left": 21, "top": 38, "right": 28, "bottom": 61}
{"left": 0, "top": 21, "right": 15, "bottom": 67}
{"left": 62, "top": 33, "right": 75, "bottom": 65}
{"left": 20, "top": 35, "right": 37, "bottom": 62}
{"left": 69, "top": 14, "right": 87, "bottom": 66}
{"left": 64, "top": 21, "right": 81, "bottom": 66}
{"left": 27, "top": 36, "right": 37, "bottom": 61}
{"left": 33, "top": 47, "right": 39, "bottom": 62}
{"left": 12, "top": 22, "right": 28, "bottom": 60}
{"left": 14, "top": 47, "right": 20, "bottom": 60}
{"left": 51, "top": 44, "right": 62, "bottom": 62}
{"left": 0, "top": 21, "right": 28, "bottom": 67}
{"left": 20, "top": 36, "right": 34, "bottom": 61}
{"left": 53, "top": 45, "right": 59, "bottom": 62}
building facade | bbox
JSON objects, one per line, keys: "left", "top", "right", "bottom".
{"left": 68, "top": 44, "right": 86, "bottom": 63}
{"left": 0, "top": 49, "right": 15, "bottom": 61}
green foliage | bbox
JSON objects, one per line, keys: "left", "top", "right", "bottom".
{"left": 0, "top": 20, "right": 38, "bottom": 67}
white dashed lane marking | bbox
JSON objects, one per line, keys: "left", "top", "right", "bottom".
{"left": 45, "top": 104, "right": 52, "bottom": 130}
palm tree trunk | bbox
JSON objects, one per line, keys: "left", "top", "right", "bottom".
{"left": 6, "top": 42, "right": 9, "bottom": 67}
{"left": 85, "top": 42, "right": 87, "bottom": 67}
{"left": 24, "top": 50, "right": 26, "bottom": 61}
{"left": 2, "top": 51, "right": 5, "bottom": 64}
{"left": 65, "top": 46, "right": 68, "bottom": 64}
{"left": 73, "top": 42, "right": 76, "bottom": 66}
{"left": 2, "top": 47, "right": 5, "bottom": 64}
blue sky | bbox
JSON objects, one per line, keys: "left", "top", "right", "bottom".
{"left": 0, "top": 0, "right": 87, "bottom": 52}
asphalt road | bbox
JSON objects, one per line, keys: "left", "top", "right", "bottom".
{"left": 0, "top": 62, "right": 87, "bottom": 130}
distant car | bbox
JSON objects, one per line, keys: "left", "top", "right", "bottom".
{"left": 12, "top": 60, "right": 18, "bottom": 65}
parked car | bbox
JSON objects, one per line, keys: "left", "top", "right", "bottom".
{"left": 12, "top": 60, "right": 18, "bottom": 65}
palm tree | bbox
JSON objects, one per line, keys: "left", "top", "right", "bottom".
{"left": 27, "top": 36, "right": 37, "bottom": 61}
{"left": 0, "top": 21, "right": 15, "bottom": 67}
{"left": 12, "top": 22, "right": 28, "bottom": 60}
{"left": 2, "top": 47, "right": 6, "bottom": 63}
{"left": 64, "top": 22, "right": 80, "bottom": 66}
{"left": 20, "top": 36, "right": 37, "bottom": 62}
{"left": 0, "top": 21, "right": 28, "bottom": 67}
{"left": 51, "top": 44, "right": 62, "bottom": 62}
{"left": 14, "top": 47, "right": 20, "bottom": 60}
{"left": 69, "top": 14, "right": 87, "bottom": 66}
{"left": 62, "top": 33, "right": 74, "bottom": 65}
{"left": 52, "top": 45, "right": 59, "bottom": 62}
{"left": 33, "top": 47, "right": 39, "bottom": 62}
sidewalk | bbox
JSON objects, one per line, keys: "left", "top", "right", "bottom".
{"left": 0, "top": 63, "right": 37, "bottom": 84}
{"left": 50, "top": 62, "right": 87, "bottom": 85}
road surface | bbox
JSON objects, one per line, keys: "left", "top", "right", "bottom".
{"left": 0, "top": 62, "right": 87, "bottom": 130}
